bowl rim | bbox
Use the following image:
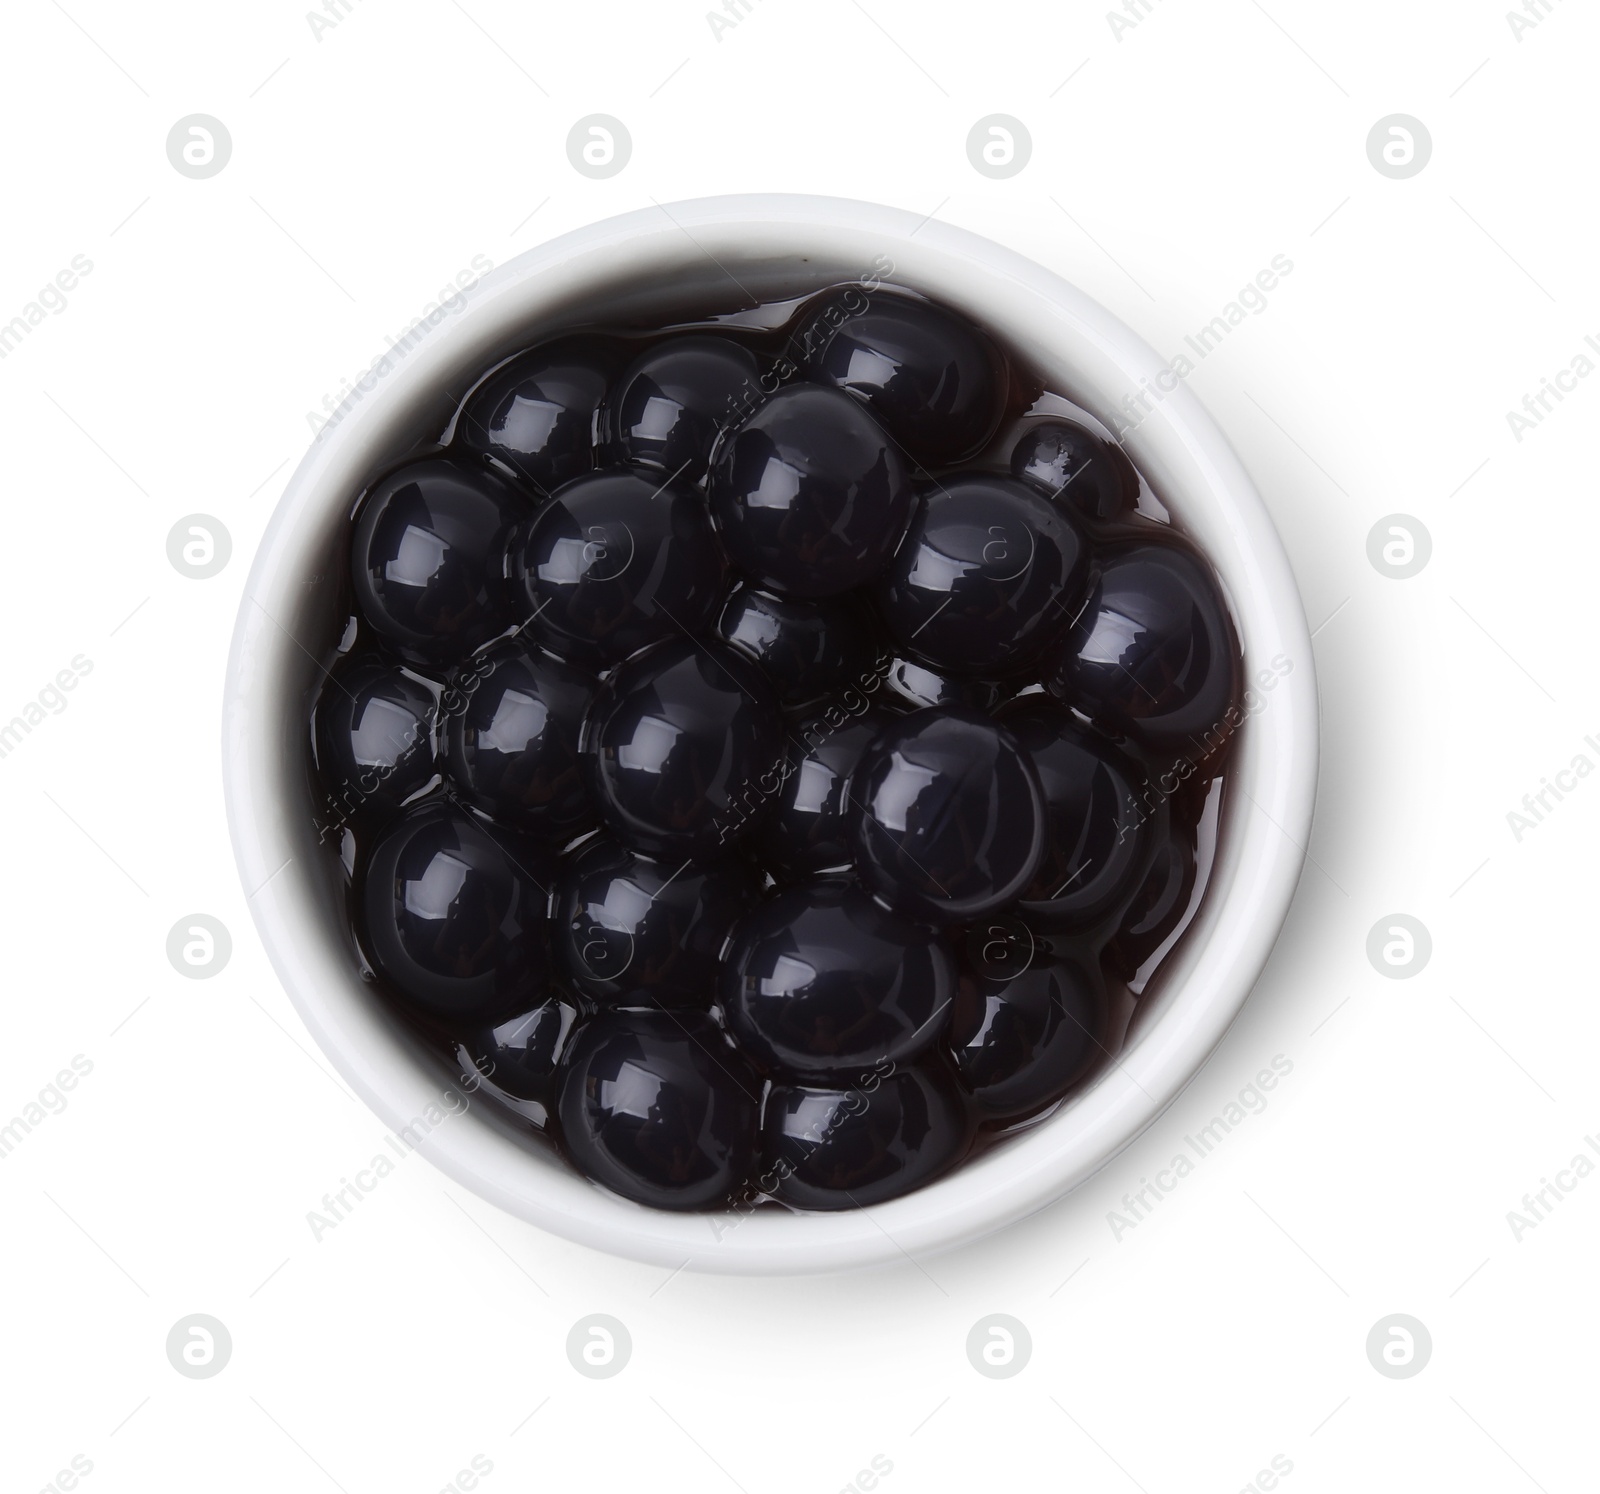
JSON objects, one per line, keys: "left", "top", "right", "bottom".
{"left": 222, "top": 192, "right": 1319, "bottom": 1275}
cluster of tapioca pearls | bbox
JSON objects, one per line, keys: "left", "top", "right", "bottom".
{"left": 311, "top": 285, "right": 1241, "bottom": 1211}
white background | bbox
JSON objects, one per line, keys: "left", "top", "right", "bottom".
{"left": 1, "top": 1, "right": 1594, "bottom": 1490}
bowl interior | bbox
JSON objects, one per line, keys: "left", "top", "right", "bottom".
{"left": 225, "top": 196, "right": 1316, "bottom": 1274}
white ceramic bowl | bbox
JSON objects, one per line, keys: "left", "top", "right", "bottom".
{"left": 223, "top": 193, "right": 1318, "bottom": 1275}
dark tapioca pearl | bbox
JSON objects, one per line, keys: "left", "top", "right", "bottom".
{"left": 556, "top": 836, "right": 755, "bottom": 1008}
{"left": 443, "top": 641, "right": 597, "bottom": 840}
{"left": 800, "top": 290, "right": 1005, "bottom": 466}
{"left": 455, "top": 993, "right": 582, "bottom": 1124}
{"left": 608, "top": 336, "right": 764, "bottom": 481}
{"left": 457, "top": 338, "right": 616, "bottom": 495}
{"left": 1011, "top": 419, "right": 1139, "bottom": 524}
{"left": 1046, "top": 541, "right": 1241, "bottom": 755}
{"left": 762, "top": 1061, "right": 973, "bottom": 1211}
{"left": 723, "top": 879, "right": 956, "bottom": 1076}
{"left": 877, "top": 475, "right": 1088, "bottom": 677}
{"left": 557, "top": 1009, "right": 760, "bottom": 1211}
{"left": 317, "top": 279, "right": 1245, "bottom": 1214}
{"left": 851, "top": 707, "right": 1045, "bottom": 924}
{"left": 515, "top": 468, "right": 728, "bottom": 667}
{"left": 1103, "top": 826, "right": 1198, "bottom": 983}
{"left": 358, "top": 802, "right": 557, "bottom": 1026}
{"left": 709, "top": 384, "right": 914, "bottom": 598}
{"left": 581, "top": 637, "right": 784, "bottom": 857}
{"left": 312, "top": 654, "right": 439, "bottom": 829}
{"left": 881, "top": 656, "right": 1004, "bottom": 713}
{"left": 756, "top": 704, "right": 900, "bottom": 882}
{"left": 350, "top": 457, "right": 528, "bottom": 664}
{"left": 716, "top": 584, "right": 883, "bottom": 711}
{"left": 997, "top": 694, "right": 1163, "bottom": 932}
{"left": 950, "top": 947, "right": 1105, "bottom": 1121}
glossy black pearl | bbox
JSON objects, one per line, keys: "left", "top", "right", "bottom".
{"left": 950, "top": 949, "right": 1104, "bottom": 1121}
{"left": 312, "top": 653, "right": 439, "bottom": 827}
{"left": 358, "top": 802, "right": 556, "bottom": 1026}
{"left": 557, "top": 1009, "right": 759, "bottom": 1210}
{"left": 851, "top": 708, "right": 1045, "bottom": 923}
{"left": 757, "top": 704, "right": 899, "bottom": 882}
{"left": 997, "top": 694, "right": 1162, "bottom": 931}
{"left": 801, "top": 291, "right": 1004, "bottom": 466}
{"left": 457, "top": 338, "right": 614, "bottom": 495}
{"left": 455, "top": 993, "right": 581, "bottom": 1125}
{"left": 515, "top": 468, "right": 728, "bottom": 667}
{"left": 350, "top": 458, "right": 527, "bottom": 663}
{"left": 556, "top": 837, "right": 755, "bottom": 1008}
{"left": 723, "top": 880, "right": 956, "bottom": 1076}
{"left": 608, "top": 336, "right": 763, "bottom": 480}
{"left": 882, "top": 656, "right": 1003, "bottom": 714}
{"left": 1047, "top": 542, "right": 1241, "bottom": 753}
{"left": 581, "top": 638, "right": 784, "bottom": 857}
{"left": 716, "top": 585, "right": 883, "bottom": 711}
{"left": 877, "top": 476, "right": 1088, "bottom": 677}
{"left": 444, "top": 641, "right": 596, "bottom": 840}
{"left": 762, "top": 1062, "right": 972, "bottom": 1210}
{"left": 1011, "top": 420, "right": 1138, "bottom": 523}
{"left": 709, "top": 384, "right": 913, "bottom": 598}
{"left": 1104, "top": 827, "right": 1197, "bottom": 982}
